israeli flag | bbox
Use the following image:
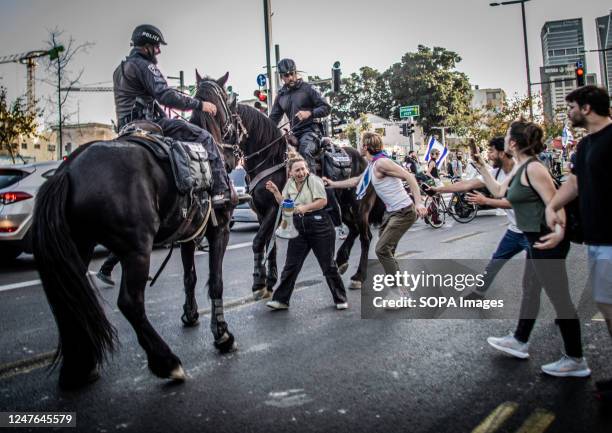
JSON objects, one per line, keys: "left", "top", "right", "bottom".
{"left": 561, "top": 125, "right": 573, "bottom": 148}
{"left": 356, "top": 165, "right": 372, "bottom": 200}
{"left": 424, "top": 136, "right": 449, "bottom": 169}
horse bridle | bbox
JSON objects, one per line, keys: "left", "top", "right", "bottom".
{"left": 198, "top": 80, "right": 247, "bottom": 161}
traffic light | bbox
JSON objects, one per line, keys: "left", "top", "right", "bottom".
{"left": 575, "top": 61, "right": 585, "bottom": 87}
{"left": 331, "top": 61, "right": 341, "bottom": 93}
{"left": 406, "top": 123, "right": 415, "bottom": 136}
{"left": 400, "top": 123, "right": 415, "bottom": 137}
{"left": 254, "top": 89, "right": 268, "bottom": 111}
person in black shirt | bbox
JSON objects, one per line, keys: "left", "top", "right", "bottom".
{"left": 269, "top": 58, "right": 331, "bottom": 170}
{"left": 546, "top": 85, "right": 612, "bottom": 397}
{"left": 113, "top": 24, "right": 239, "bottom": 208}
{"left": 404, "top": 150, "right": 419, "bottom": 174}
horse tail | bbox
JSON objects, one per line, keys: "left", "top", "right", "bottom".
{"left": 32, "top": 169, "right": 117, "bottom": 369}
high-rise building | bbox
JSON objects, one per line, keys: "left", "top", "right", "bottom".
{"left": 540, "top": 18, "right": 591, "bottom": 121}
{"left": 541, "top": 18, "right": 586, "bottom": 67}
{"left": 596, "top": 11, "right": 612, "bottom": 96}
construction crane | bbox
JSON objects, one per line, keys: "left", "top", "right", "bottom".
{"left": 0, "top": 49, "right": 54, "bottom": 112}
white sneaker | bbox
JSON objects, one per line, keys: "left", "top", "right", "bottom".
{"left": 541, "top": 354, "right": 591, "bottom": 378}
{"left": 487, "top": 333, "right": 530, "bottom": 359}
{"left": 266, "top": 300, "right": 289, "bottom": 310}
{"left": 335, "top": 302, "right": 348, "bottom": 310}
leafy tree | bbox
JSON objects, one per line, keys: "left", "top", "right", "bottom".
{"left": 344, "top": 113, "right": 372, "bottom": 147}
{"left": 386, "top": 45, "right": 472, "bottom": 134}
{"left": 313, "top": 67, "right": 393, "bottom": 127}
{"left": 0, "top": 86, "right": 39, "bottom": 163}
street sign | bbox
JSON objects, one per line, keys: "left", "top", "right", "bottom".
{"left": 399, "top": 105, "right": 419, "bottom": 118}
{"left": 256, "top": 74, "right": 267, "bottom": 87}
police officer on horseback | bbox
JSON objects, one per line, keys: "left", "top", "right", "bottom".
{"left": 269, "top": 58, "right": 331, "bottom": 170}
{"left": 113, "top": 24, "right": 238, "bottom": 208}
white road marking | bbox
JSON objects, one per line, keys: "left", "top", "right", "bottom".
{"left": 0, "top": 279, "right": 41, "bottom": 292}
{"left": 195, "top": 241, "right": 252, "bottom": 256}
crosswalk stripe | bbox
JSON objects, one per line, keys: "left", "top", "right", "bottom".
{"left": 471, "top": 402, "right": 518, "bottom": 433}
{"left": 514, "top": 408, "right": 555, "bottom": 433}
{"left": 0, "top": 279, "right": 41, "bottom": 292}
{"left": 592, "top": 312, "right": 605, "bottom": 322}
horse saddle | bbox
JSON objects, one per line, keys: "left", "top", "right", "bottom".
{"left": 318, "top": 137, "right": 352, "bottom": 181}
{"left": 120, "top": 125, "right": 213, "bottom": 195}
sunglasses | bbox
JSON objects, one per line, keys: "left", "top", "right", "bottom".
{"left": 281, "top": 72, "right": 295, "bottom": 78}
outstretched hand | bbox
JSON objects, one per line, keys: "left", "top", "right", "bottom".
{"left": 322, "top": 177, "right": 334, "bottom": 187}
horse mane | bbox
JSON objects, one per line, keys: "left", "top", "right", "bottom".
{"left": 190, "top": 110, "right": 223, "bottom": 143}
{"left": 236, "top": 104, "right": 285, "bottom": 164}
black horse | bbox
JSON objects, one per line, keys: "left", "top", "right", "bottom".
{"left": 32, "top": 73, "right": 238, "bottom": 390}
{"left": 191, "top": 84, "right": 385, "bottom": 296}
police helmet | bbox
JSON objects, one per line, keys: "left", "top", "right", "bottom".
{"left": 131, "top": 24, "right": 167, "bottom": 47}
{"left": 277, "top": 58, "right": 297, "bottom": 75}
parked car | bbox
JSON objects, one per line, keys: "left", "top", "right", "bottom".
{"left": 0, "top": 160, "right": 62, "bottom": 261}
{"left": 228, "top": 167, "right": 259, "bottom": 229}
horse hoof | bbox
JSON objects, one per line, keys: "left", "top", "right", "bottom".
{"left": 169, "top": 365, "right": 186, "bottom": 381}
{"left": 338, "top": 263, "right": 349, "bottom": 275}
{"left": 349, "top": 280, "right": 362, "bottom": 290}
{"left": 214, "top": 332, "right": 237, "bottom": 354}
{"left": 253, "top": 288, "right": 272, "bottom": 301}
{"left": 181, "top": 312, "right": 200, "bottom": 327}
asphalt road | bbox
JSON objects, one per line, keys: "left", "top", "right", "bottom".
{"left": 0, "top": 213, "right": 610, "bottom": 433}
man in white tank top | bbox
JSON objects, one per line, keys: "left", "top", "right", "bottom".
{"left": 324, "top": 132, "right": 427, "bottom": 276}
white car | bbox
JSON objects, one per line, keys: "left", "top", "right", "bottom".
{"left": 0, "top": 160, "right": 62, "bottom": 261}
{"left": 229, "top": 167, "right": 259, "bottom": 229}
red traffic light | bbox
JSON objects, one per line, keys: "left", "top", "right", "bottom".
{"left": 254, "top": 89, "right": 267, "bottom": 102}
{"left": 576, "top": 68, "right": 584, "bottom": 76}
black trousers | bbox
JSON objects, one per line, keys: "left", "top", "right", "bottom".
{"left": 273, "top": 211, "right": 347, "bottom": 305}
{"left": 296, "top": 129, "right": 320, "bottom": 171}
{"left": 157, "top": 118, "right": 229, "bottom": 195}
{"left": 514, "top": 232, "right": 583, "bottom": 358}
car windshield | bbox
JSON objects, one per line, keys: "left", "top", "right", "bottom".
{"left": 229, "top": 168, "right": 247, "bottom": 188}
{"left": 0, "top": 169, "right": 28, "bottom": 189}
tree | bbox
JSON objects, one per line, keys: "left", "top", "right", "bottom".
{"left": 0, "top": 86, "right": 39, "bottom": 163}
{"left": 42, "top": 29, "right": 93, "bottom": 158}
{"left": 312, "top": 67, "right": 394, "bottom": 127}
{"left": 386, "top": 45, "right": 472, "bottom": 134}
{"left": 344, "top": 113, "right": 372, "bottom": 148}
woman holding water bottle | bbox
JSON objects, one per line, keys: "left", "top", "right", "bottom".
{"left": 265, "top": 154, "right": 348, "bottom": 310}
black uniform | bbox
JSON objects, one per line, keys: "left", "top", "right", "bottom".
{"left": 112, "top": 48, "right": 228, "bottom": 195}
{"left": 269, "top": 79, "right": 331, "bottom": 169}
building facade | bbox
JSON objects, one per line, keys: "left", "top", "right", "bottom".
{"left": 541, "top": 18, "right": 586, "bottom": 67}
{"left": 471, "top": 86, "right": 506, "bottom": 112}
{"left": 596, "top": 11, "right": 612, "bottom": 97}
{"left": 539, "top": 18, "right": 596, "bottom": 121}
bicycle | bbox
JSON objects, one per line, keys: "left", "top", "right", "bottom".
{"left": 418, "top": 179, "right": 477, "bottom": 228}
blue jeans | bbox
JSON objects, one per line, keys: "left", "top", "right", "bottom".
{"left": 479, "top": 229, "right": 529, "bottom": 293}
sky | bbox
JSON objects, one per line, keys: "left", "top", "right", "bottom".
{"left": 0, "top": 0, "right": 609, "bottom": 126}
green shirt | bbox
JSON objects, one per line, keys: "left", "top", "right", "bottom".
{"left": 282, "top": 175, "right": 327, "bottom": 207}
{"left": 506, "top": 160, "right": 546, "bottom": 233}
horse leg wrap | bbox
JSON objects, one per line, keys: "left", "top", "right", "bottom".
{"left": 210, "top": 299, "right": 227, "bottom": 339}
{"left": 252, "top": 253, "right": 265, "bottom": 286}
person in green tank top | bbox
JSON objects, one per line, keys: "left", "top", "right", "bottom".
{"left": 471, "top": 120, "right": 590, "bottom": 378}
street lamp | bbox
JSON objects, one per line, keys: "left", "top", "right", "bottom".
{"left": 490, "top": 0, "right": 533, "bottom": 120}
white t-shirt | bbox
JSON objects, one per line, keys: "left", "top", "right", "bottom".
{"left": 478, "top": 168, "right": 520, "bottom": 233}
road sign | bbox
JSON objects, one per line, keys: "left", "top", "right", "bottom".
{"left": 399, "top": 105, "right": 420, "bottom": 119}
{"left": 256, "top": 74, "right": 267, "bottom": 87}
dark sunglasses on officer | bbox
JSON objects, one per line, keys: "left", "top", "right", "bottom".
{"left": 281, "top": 71, "right": 295, "bottom": 78}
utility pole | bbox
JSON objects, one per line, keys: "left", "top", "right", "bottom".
{"left": 56, "top": 50, "right": 63, "bottom": 159}
{"left": 263, "top": 0, "right": 274, "bottom": 112}
{"left": 490, "top": 0, "right": 533, "bottom": 120}
{"left": 274, "top": 44, "right": 281, "bottom": 95}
